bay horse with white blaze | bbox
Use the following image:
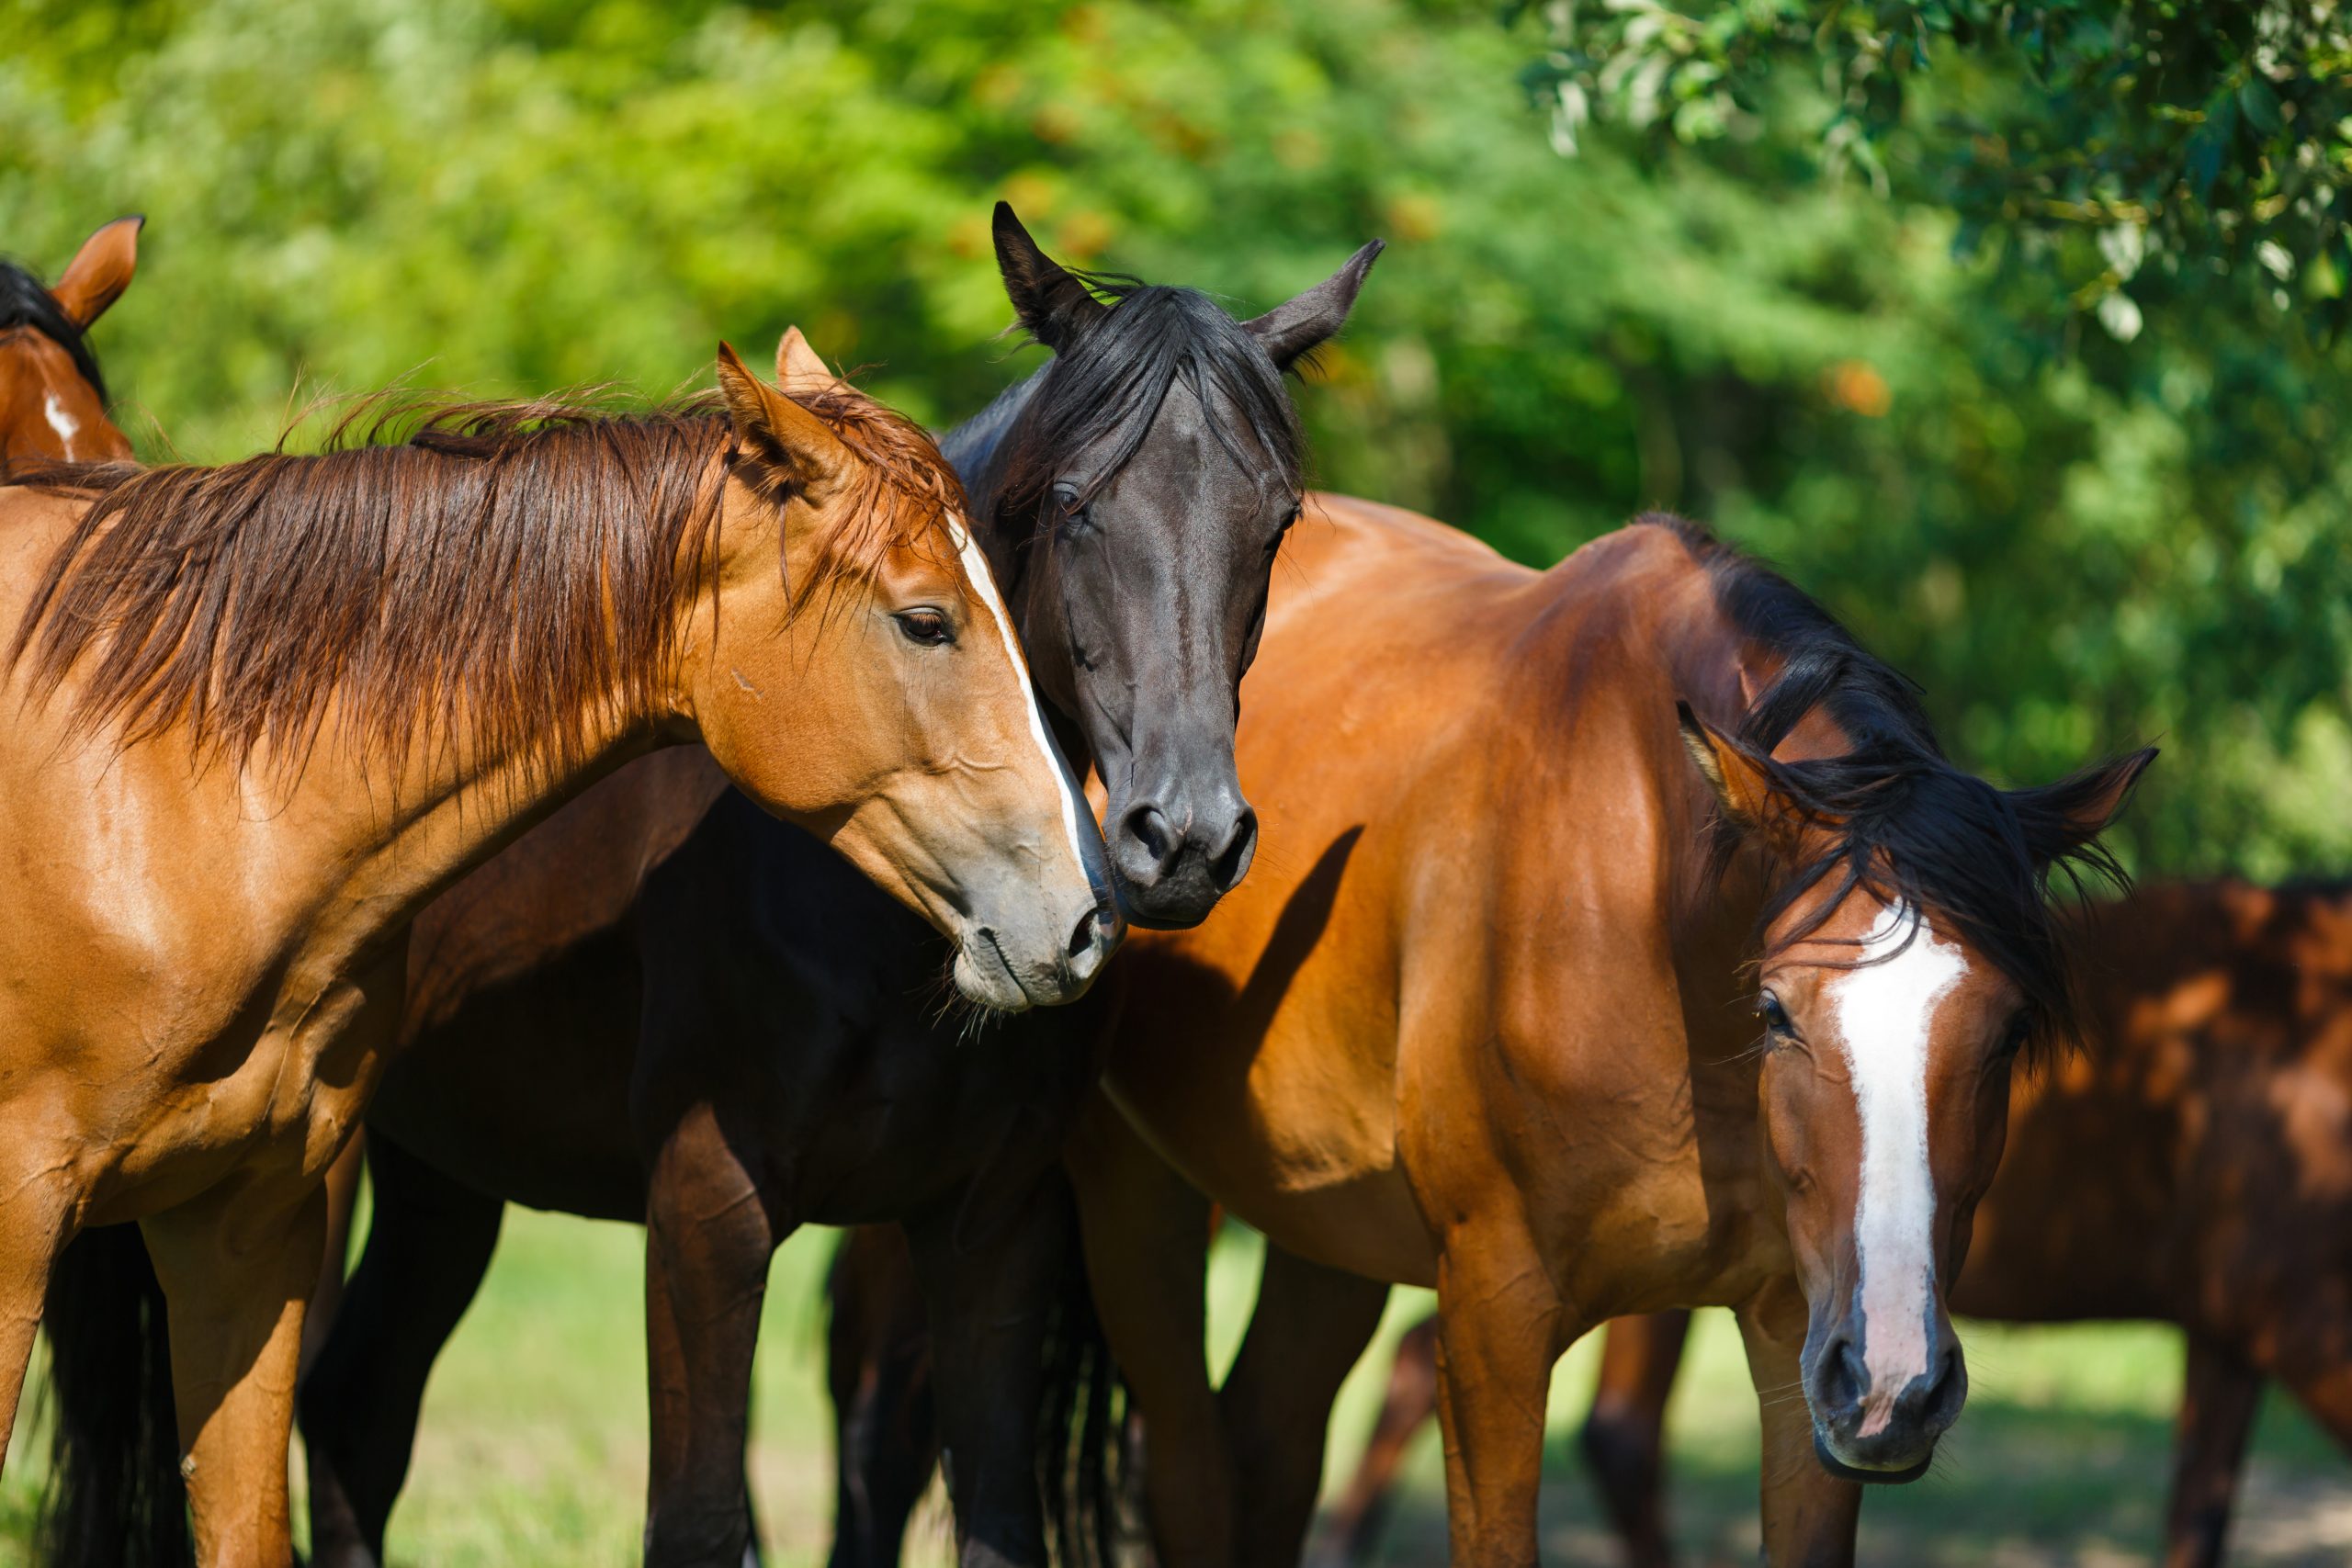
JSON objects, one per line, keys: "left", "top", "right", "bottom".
{"left": 7, "top": 334, "right": 1112, "bottom": 1568}
{"left": 1335, "top": 876, "right": 2352, "bottom": 1568}
{"left": 292, "top": 207, "right": 1380, "bottom": 1568}
{"left": 1054, "top": 502, "right": 2151, "bottom": 1567}
{"left": 1, "top": 216, "right": 141, "bottom": 471}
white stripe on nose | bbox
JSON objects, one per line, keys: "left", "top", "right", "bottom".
{"left": 1828, "top": 901, "right": 1964, "bottom": 1422}
{"left": 944, "top": 514, "right": 1093, "bottom": 878}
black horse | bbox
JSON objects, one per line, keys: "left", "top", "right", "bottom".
{"left": 291, "top": 205, "right": 1383, "bottom": 1568}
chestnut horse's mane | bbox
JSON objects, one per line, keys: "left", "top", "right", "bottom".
{"left": 0, "top": 258, "right": 107, "bottom": 401}
{"left": 1658, "top": 513, "right": 2135, "bottom": 1052}
{"left": 8, "top": 381, "right": 963, "bottom": 783}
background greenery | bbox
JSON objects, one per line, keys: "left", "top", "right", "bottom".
{"left": 6, "top": 1, "right": 2351, "bottom": 1562}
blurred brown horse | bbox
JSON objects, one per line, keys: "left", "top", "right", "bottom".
{"left": 1331, "top": 877, "right": 2352, "bottom": 1568}
{"left": 4, "top": 338, "right": 1111, "bottom": 1568}
{"left": 1, "top": 216, "right": 140, "bottom": 471}
{"left": 1057, "top": 503, "right": 2151, "bottom": 1568}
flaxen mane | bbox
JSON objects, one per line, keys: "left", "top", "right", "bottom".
{"left": 9, "top": 379, "right": 964, "bottom": 783}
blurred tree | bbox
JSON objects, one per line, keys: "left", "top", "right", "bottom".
{"left": 0, "top": 0, "right": 2346, "bottom": 874}
{"left": 1523, "top": 2, "right": 2352, "bottom": 339}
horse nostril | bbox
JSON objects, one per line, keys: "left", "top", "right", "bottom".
{"left": 1068, "top": 904, "right": 1114, "bottom": 963}
{"left": 1912, "top": 1341, "right": 1966, "bottom": 1426}
{"left": 1123, "top": 805, "right": 1176, "bottom": 868}
{"left": 1209, "top": 807, "right": 1258, "bottom": 892}
{"left": 1821, "top": 1334, "right": 1868, "bottom": 1413}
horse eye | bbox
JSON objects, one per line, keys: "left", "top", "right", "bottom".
{"left": 895, "top": 608, "right": 952, "bottom": 647}
{"left": 1758, "top": 992, "right": 1792, "bottom": 1034}
{"left": 1996, "top": 1013, "right": 2032, "bottom": 1057}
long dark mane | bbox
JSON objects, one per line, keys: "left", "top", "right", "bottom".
{"left": 0, "top": 259, "right": 106, "bottom": 400}
{"left": 991, "top": 274, "right": 1305, "bottom": 535}
{"left": 9, "top": 381, "right": 959, "bottom": 783}
{"left": 1664, "top": 514, "right": 2134, "bottom": 1048}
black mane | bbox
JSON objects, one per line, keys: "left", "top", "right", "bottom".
{"left": 1662, "top": 514, "right": 2132, "bottom": 1048}
{"left": 990, "top": 274, "right": 1305, "bottom": 533}
{"left": 0, "top": 260, "right": 106, "bottom": 402}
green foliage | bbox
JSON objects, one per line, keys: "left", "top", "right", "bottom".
{"left": 1522, "top": 2, "right": 2352, "bottom": 337}
{"left": 2, "top": 0, "right": 2347, "bottom": 874}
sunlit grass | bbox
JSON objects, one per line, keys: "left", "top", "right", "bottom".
{"left": 0, "top": 1211, "right": 2344, "bottom": 1565}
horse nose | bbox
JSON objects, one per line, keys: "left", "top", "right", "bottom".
{"left": 1896, "top": 1337, "right": 1966, "bottom": 1433}
{"left": 1064, "top": 900, "right": 1120, "bottom": 988}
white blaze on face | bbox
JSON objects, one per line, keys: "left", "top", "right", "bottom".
{"left": 1828, "top": 900, "right": 1966, "bottom": 1428}
{"left": 43, "top": 391, "right": 82, "bottom": 456}
{"left": 944, "top": 513, "right": 1095, "bottom": 878}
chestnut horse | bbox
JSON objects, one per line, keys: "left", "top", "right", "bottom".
{"left": 1, "top": 216, "right": 141, "bottom": 471}
{"left": 1054, "top": 503, "right": 2151, "bottom": 1568}
{"left": 294, "top": 208, "right": 1380, "bottom": 1568}
{"left": 5, "top": 336, "right": 1112, "bottom": 1568}
{"left": 1334, "top": 876, "right": 2352, "bottom": 1568}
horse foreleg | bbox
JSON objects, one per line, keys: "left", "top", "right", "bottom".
{"left": 0, "top": 1167, "right": 71, "bottom": 1472}
{"left": 825, "top": 1224, "right": 939, "bottom": 1568}
{"left": 142, "top": 1180, "right": 329, "bottom": 1568}
{"left": 1320, "top": 1314, "right": 1440, "bottom": 1568}
{"left": 301, "top": 1132, "right": 505, "bottom": 1568}
{"left": 1065, "top": 1091, "right": 1231, "bottom": 1568}
{"left": 904, "top": 1169, "right": 1077, "bottom": 1568}
{"left": 2160, "top": 1333, "right": 2263, "bottom": 1568}
{"left": 1428, "top": 1225, "right": 1571, "bottom": 1568}
{"left": 297, "top": 1130, "right": 368, "bottom": 1378}
{"left": 642, "top": 1100, "right": 782, "bottom": 1568}
{"left": 1581, "top": 1311, "right": 1691, "bottom": 1568}
{"left": 1220, "top": 1241, "right": 1388, "bottom": 1568}
{"left": 1735, "top": 1280, "right": 1859, "bottom": 1568}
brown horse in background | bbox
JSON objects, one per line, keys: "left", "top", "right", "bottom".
{"left": 1331, "top": 877, "right": 2352, "bottom": 1568}
{"left": 1056, "top": 501, "right": 2151, "bottom": 1568}
{"left": 3, "top": 336, "right": 1113, "bottom": 1568}
{"left": 1, "top": 216, "right": 141, "bottom": 471}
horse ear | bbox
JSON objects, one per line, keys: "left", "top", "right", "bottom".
{"left": 51, "top": 215, "right": 143, "bottom": 328}
{"left": 1678, "top": 702, "right": 1794, "bottom": 844}
{"left": 775, "top": 325, "right": 848, "bottom": 396}
{"left": 1243, "top": 239, "right": 1385, "bottom": 371}
{"left": 2010, "top": 747, "right": 2158, "bottom": 867}
{"left": 716, "top": 341, "right": 849, "bottom": 500}
{"left": 993, "top": 201, "right": 1108, "bottom": 352}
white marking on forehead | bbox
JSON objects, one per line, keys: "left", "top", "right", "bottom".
{"left": 944, "top": 513, "right": 1093, "bottom": 876}
{"left": 1829, "top": 901, "right": 1967, "bottom": 1422}
{"left": 43, "top": 392, "right": 82, "bottom": 456}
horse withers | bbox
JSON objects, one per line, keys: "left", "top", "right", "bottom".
{"left": 1, "top": 216, "right": 141, "bottom": 471}
{"left": 8, "top": 335, "right": 1110, "bottom": 1568}
{"left": 1055, "top": 502, "right": 2149, "bottom": 1568}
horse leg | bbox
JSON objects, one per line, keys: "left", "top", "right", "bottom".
{"left": 301, "top": 1133, "right": 505, "bottom": 1568}
{"left": 826, "top": 1224, "right": 939, "bottom": 1568}
{"left": 1220, "top": 1242, "right": 1389, "bottom": 1568}
{"left": 298, "top": 1131, "right": 368, "bottom": 1378}
{"left": 1735, "top": 1281, "right": 1859, "bottom": 1568}
{"left": 1427, "top": 1225, "right": 1572, "bottom": 1568}
{"left": 1581, "top": 1311, "right": 1691, "bottom": 1568}
{"left": 0, "top": 1167, "right": 71, "bottom": 1472}
{"left": 643, "top": 1100, "right": 782, "bottom": 1568}
{"left": 141, "top": 1180, "right": 330, "bottom": 1567}
{"left": 1065, "top": 1093, "right": 1231, "bottom": 1568}
{"left": 903, "top": 1172, "right": 1077, "bottom": 1568}
{"left": 1320, "top": 1314, "right": 1440, "bottom": 1568}
{"left": 2160, "top": 1334, "right": 2263, "bottom": 1568}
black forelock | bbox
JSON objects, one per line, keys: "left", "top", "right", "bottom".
{"left": 995, "top": 271, "right": 1305, "bottom": 532}
{"left": 1658, "top": 513, "right": 2131, "bottom": 1051}
{"left": 0, "top": 260, "right": 107, "bottom": 404}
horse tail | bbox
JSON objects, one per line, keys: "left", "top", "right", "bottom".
{"left": 37, "top": 1224, "right": 192, "bottom": 1568}
{"left": 1035, "top": 1172, "right": 1127, "bottom": 1568}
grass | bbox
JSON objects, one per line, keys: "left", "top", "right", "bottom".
{"left": 0, "top": 1210, "right": 2346, "bottom": 1565}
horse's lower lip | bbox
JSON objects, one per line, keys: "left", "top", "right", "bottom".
{"left": 1812, "top": 1431, "right": 1933, "bottom": 1485}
